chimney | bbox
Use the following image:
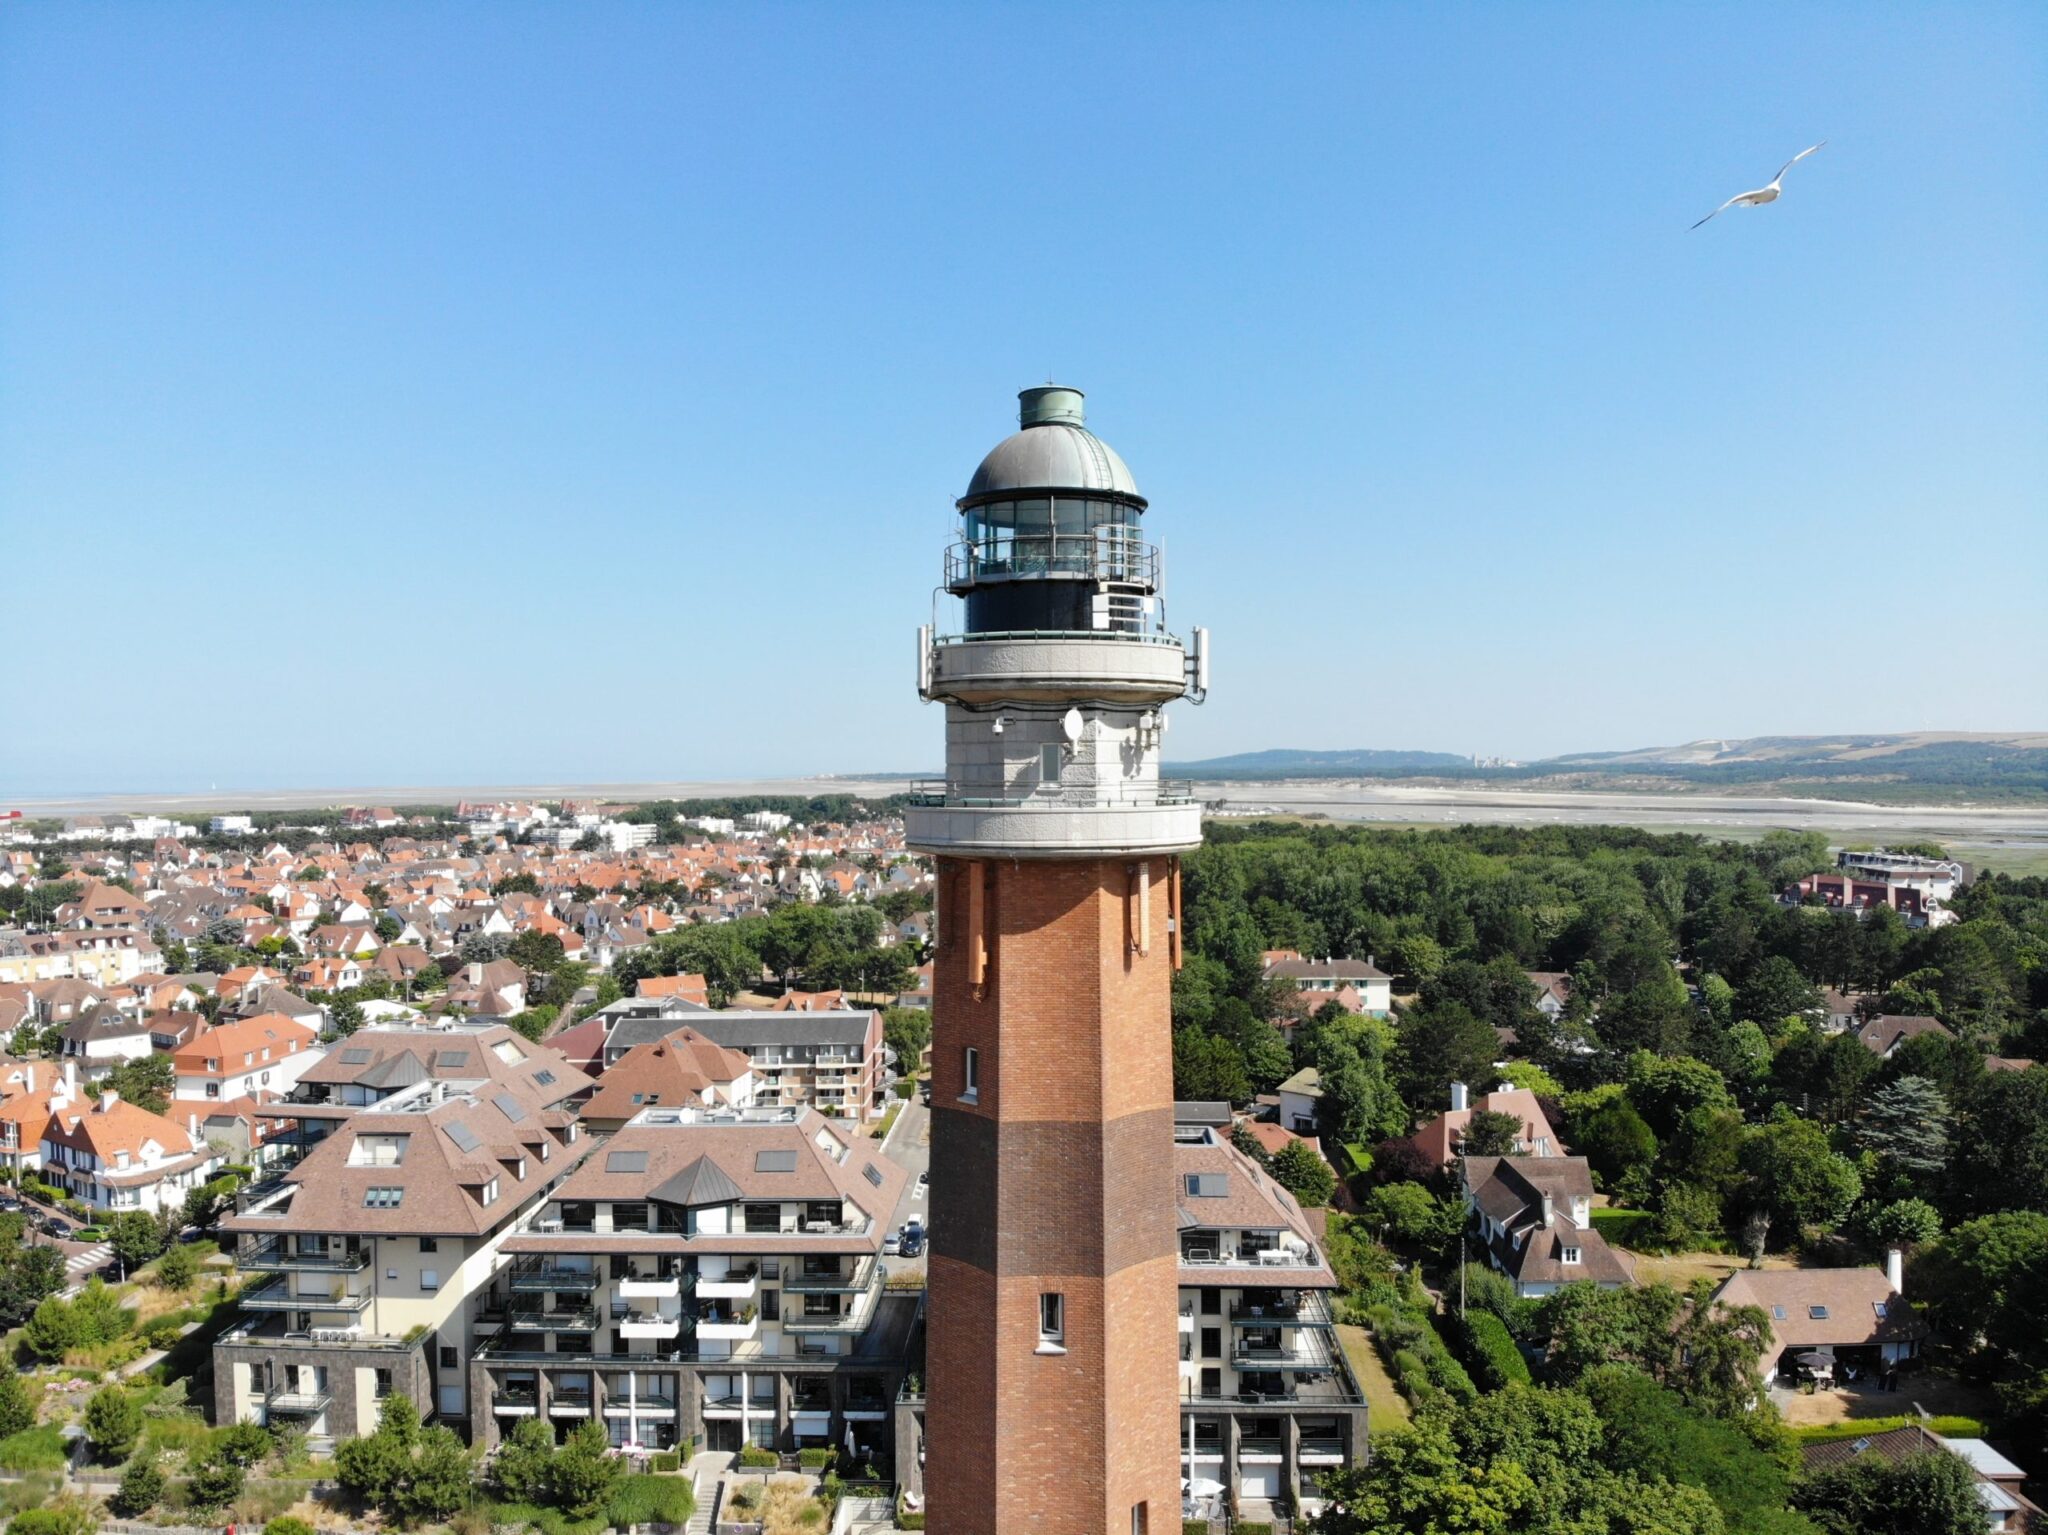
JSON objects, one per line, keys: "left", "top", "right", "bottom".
{"left": 22, "top": 1065, "right": 31, "bottom": 1095}
{"left": 99, "top": 1090, "right": 118, "bottom": 1113}
{"left": 1886, "top": 1247, "right": 1904, "bottom": 1294}
{"left": 188, "top": 1112, "right": 199, "bottom": 1141}
{"left": 1541, "top": 1193, "right": 1555, "bottom": 1229}
{"left": 62, "top": 1060, "right": 77, "bottom": 1094}
{"left": 1449, "top": 1082, "right": 1469, "bottom": 1113}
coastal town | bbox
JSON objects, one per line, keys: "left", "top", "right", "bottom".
{"left": 0, "top": 777, "right": 2042, "bottom": 1534}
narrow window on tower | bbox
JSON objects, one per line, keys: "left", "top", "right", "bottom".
{"left": 1037, "top": 1292, "right": 1065, "bottom": 1353}
{"left": 1132, "top": 1502, "right": 1148, "bottom": 1535}
{"left": 1040, "top": 742, "right": 1063, "bottom": 784}
{"left": 961, "top": 1046, "right": 979, "bottom": 1104}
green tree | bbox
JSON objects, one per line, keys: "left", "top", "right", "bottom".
{"left": 1736, "top": 955, "right": 1822, "bottom": 1026}
{"left": 108, "top": 1457, "right": 164, "bottom": 1517}
{"left": 109, "top": 1210, "right": 167, "bottom": 1272}
{"left": 1740, "top": 1116, "right": 1862, "bottom": 1241}
{"left": 1365, "top": 1183, "right": 1460, "bottom": 1253}
{"left": 1792, "top": 1447, "right": 1986, "bottom": 1535}
{"left": 1856, "top": 1197, "right": 1942, "bottom": 1249}
{"left": 507, "top": 930, "right": 565, "bottom": 973}
{"left": 1460, "top": 1108, "right": 1526, "bottom": 1158}
{"left": 1268, "top": 1139, "right": 1337, "bottom": 1207}
{"left": 1914, "top": 1210, "right": 2048, "bottom": 1352}
{"left": 0, "top": 1358, "right": 36, "bottom": 1438}
{"left": 1653, "top": 1183, "right": 1726, "bottom": 1251}
{"left": 155, "top": 1240, "right": 200, "bottom": 1291}
{"left": 1394, "top": 1000, "right": 1500, "bottom": 1110}
{"left": 1948, "top": 1066, "right": 2048, "bottom": 1218}
{"left": 549, "top": 1419, "right": 620, "bottom": 1519}
{"left": 491, "top": 1417, "right": 554, "bottom": 1502}
{"left": 1578, "top": 1101, "right": 1659, "bottom": 1189}
{"left": 186, "top": 1452, "right": 246, "bottom": 1511}
{"left": 1625, "top": 1053, "right": 1735, "bottom": 1140}
{"left": 103, "top": 1053, "right": 174, "bottom": 1116}
{"left": 83, "top": 1384, "right": 143, "bottom": 1461}
{"left": 1172, "top": 1028, "right": 1250, "bottom": 1104}
{"left": 398, "top": 1426, "right": 473, "bottom": 1525}
{"left": 882, "top": 1006, "right": 932, "bottom": 1075}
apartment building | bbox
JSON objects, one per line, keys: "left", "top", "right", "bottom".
{"left": 268, "top": 1024, "right": 590, "bottom": 1165}
{"left": 1173, "top": 1124, "right": 1367, "bottom": 1517}
{"left": 213, "top": 1062, "right": 590, "bottom": 1442}
{"left": 468, "top": 1104, "right": 911, "bottom": 1460}
{"left": 601, "top": 1002, "right": 889, "bottom": 1120}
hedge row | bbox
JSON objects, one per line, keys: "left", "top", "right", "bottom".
{"left": 1437, "top": 1307, "right": 1531, "bottom": 1392}
{"left": 1362, "top": 1280, "right": 1477, "bottom": 1411}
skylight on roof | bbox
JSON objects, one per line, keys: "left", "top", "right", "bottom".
{"left": 491, "top": 1092, "right": 528, "bottom": 1123}
{"left": 436, "top": 1051, "right": 470, "bottom": 1070}
{"left": 340, "top": 1048, "right": 373, "bottom": 1065}
{"left": 606, "top": 1150, "right": 648, "bottom": 1173}
{"left": 1772, "top": 1305, "right": 1787, "bottom": 1320}
{"left": 364, "top": 1186, "right": 403, "bottom": 1208}
{"left": 533, "top": 1070, "right": 557, "bottom": 1086}
{"left": 445, "top": 1123, "right": 482, "bottom": 1153}
{"left": 1185, "top": 1173, "right": 1228, "bottom": 1198}
{"left": 755, "top": 1150, "right": 798, "bottom": 1173}
{"left": 1809, "top": 1305, "right": 1829, "bottom": 1320}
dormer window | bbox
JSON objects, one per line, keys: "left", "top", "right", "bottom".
{"left": 481, "top": 1177, "right": 500, "bottom": 1206}
{"left": 1561, "top": 1246, "right": 1581, "bottom": 1265}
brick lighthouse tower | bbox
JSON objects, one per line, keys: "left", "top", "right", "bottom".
{"left": 908, "top": 385, "right": 1209, "bottom": 1535}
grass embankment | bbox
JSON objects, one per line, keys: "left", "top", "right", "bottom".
{"left": 1335, "top": 1323, "right": 1411, "bottom": 1435}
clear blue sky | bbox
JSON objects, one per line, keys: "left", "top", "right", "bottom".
{"left": 4, "top": 3, "right": 2043, "bottom": 795}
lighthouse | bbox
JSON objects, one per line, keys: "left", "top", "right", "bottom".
{"left": 908, "top": 386, "right": 1208, "bottom": 1535}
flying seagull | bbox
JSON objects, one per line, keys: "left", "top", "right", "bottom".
{"left": 1691, "top": 142, "right": 1826, "bottom": 229}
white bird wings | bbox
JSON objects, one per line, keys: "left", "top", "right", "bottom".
{"left": 1772, "top": 141, "right": 1827, "bottom": 182}
{"left": 1691, "top": 195, "right": 1744, "bottom": 229}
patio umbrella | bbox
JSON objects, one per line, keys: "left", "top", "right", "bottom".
{"left": 1188, "top": 1478, "right": 1226, "bottom": 1499}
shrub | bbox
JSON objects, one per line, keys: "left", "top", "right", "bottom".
{"left": 1238, "top": 1524, "right": 1275, "bottom": 1535}
{"left": 187, "top": 1453, "right": 247, "bottom": 1511}
{"left": 85, "top": 1384, "right": 144, "bottom": 1461}
{"left": 605, "top": 1473, "right": 694, "bottom": 1527}
{"left": 156, "top": 1242, "right": 201, "bottom": 1291}
{"left": 144, "top": 1318, "right": 186, "bottom": 1349}
{"left": 796, "top": 1446, "right": 837, "bottom": 1469}
{"left": 264, "top": 1516, "right": 317, "bottom": 1535}
{"left": 6, "top": 1506, "right": 96, "bottom": 1535}
{"left": 1442, "top": 1307, "right": 1531, "bottom": 1391}
{"left": 215, "top": 1420, "right": 274, "bottom": 1466}
{"left": 649, "top": 1449, "right": 682, "bottom": 1473}
{"left": 109, "top": 1457, "right": 165, "bottom": 1516}
{"left": 738, "top": 1443, "right": 779, "bottom": 1468}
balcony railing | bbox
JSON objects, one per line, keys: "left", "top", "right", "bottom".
{"left": 944, "top": 532, "right": 1160, "bottom": 592}
{"left": 906, "top": 778, "right": 1195, "bottom": 810}
{"left": 782, "top": 1307, "right": 866, "bottom": 1334}
{"left": 264, "top": 1386, "right": 331, "bottom": 1414}
{"left": 509, "top": 1262, "right": 601, "bottom": 1293}
{"left": 239, "top": 1276, "right": 370, "bottom": 1313}
{"left": 1178, "top": 1244, "right": 1323, "bottom": 1271}
{"left": 492, "top": 1388, "right": 538, "bottom": 1413}
{"left": 1229, "top": 1293, "right": 1336, "bottom": 1328}
{"left": 239, "top": 1239, "right": 369, "bottom": 1273}
{"left": 1229, "top": 1336, "right": 1336, "bottom": 1372}
{"left": 506, "top": 1301, "right": 599, "bottom": 1332}
{"left": 784, "top": 1257, "right": 877, "bottom": 1295}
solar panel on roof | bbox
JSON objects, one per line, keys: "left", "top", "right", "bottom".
{"left": 755, "top": 1150, "right": 798, "bottom": 1173}
{"left": 1185, "top": 1173, "right": 1228, "bottom": 1198}
{"left": 606, "top": 1150, "right": 648, "bottom": 1173}
{"left": 340, "top": 1048, "right": 373, "bottom": 1065}
{"left": 445, "top": 1123, "right": 482, "bottom": 1152}
{"left": 436, "top": 1051, "right": 470, "bottom": 1070}
{"left": 863, "top": 1164, "right": 883, "bottom": 1187}
{"left": 491, "top": 1092, "right": 528, "bottom": 1122}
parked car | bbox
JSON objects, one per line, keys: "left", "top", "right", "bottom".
{"left": 899, "top": 1231, "right": 925, "bottom": 1258}
{"left": 883, "top": 1231, "right": 902, "bottom": 1256}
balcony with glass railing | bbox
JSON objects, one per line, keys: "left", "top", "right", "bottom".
{"left": 238, "top": 1276, "right": 370, "bottom": 1313}
{"left": 508, "top": 1260, "right": 602, "bottom": 1293}
{"left": 238, "top": 1237, "right": 369, "bottom": 1273}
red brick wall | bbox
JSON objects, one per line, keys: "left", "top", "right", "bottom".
{"left": 924, "top": 855, "right": 1182, "bottom": 1534}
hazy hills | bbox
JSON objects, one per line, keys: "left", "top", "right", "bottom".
{"left": 1170, "top": 732, "right": 2048, "bottom": 802}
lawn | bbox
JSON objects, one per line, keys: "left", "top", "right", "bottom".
{"left": 1335, "top": 1322, "right": 1411, "bottom": 1435}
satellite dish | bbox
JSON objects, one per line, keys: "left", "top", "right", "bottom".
{"left": 1061, "top": 708, "right": 1084, "bottom": 743}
